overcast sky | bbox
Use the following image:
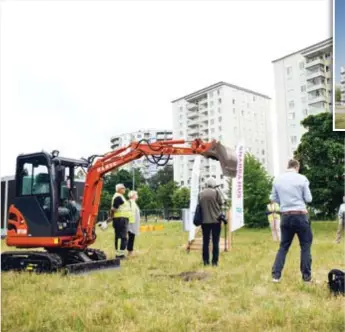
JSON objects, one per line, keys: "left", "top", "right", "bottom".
{"left": 0, "top": 0, "right": 330, "bottom": 177}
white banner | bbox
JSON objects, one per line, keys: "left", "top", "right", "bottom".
{"left": 188, "top": 156, "right": 201, "bottom": 241}
{"left": 231, "top": 143, "right": 245, "bottom": 232}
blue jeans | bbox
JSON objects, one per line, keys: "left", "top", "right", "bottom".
{"left": 272, "top": 214, "right": 313, "bottom": 281}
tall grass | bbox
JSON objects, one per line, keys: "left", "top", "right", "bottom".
{"left": 1, "top": 221, "right": 344, "bottom": 332}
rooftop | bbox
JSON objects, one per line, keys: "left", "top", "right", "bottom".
{"left": 272, "top": 37, "right": 332, "bottom": 63}
{"left": 171, "top": 81, "right": 271, "bottom": 103}
{"left": 110, "top": 128, "right": 173, "bottom": 142}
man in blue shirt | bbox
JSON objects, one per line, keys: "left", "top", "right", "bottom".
{"left": 270, "top": 159, "right": 313, "bottom": 283}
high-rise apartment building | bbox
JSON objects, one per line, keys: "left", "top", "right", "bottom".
{"left": 110, "top": 129, "right": 173, "bottom": 179}
{"left": 341, "top": 66, "right": 345, "bottom": 104}
{"left": 172, "top": 81, "right": 272, "bottom": 196}
{"left": 272, "top": 38, "right": 332, "bottom": 173}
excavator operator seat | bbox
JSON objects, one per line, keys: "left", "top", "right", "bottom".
{"left": 33, "top": 173, "right": 50, "bottom": 194}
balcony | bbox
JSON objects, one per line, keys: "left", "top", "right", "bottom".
{"left": 187, "top": 118, "right": 199, "bottom": 127}
{"left": 308, "top": 94, "right": 326, "bottom": 105}
{"left": 308, "top": 106, "right": 327, "bottom": 115}
{"left": 305, "top": 57, "right": 324, "bottom": 69}
{"left": 199, "top": 98, "right": 208, "bottom": 105}
{"left": 306, "top": 69, "right": 325, "bottom": 81}
{"left": 187, "top": 110, "right": 198, "bottom": 119}
{"left": 188, "top": 127, "right": 199, "bottom": 136}
{"left": 307, "top": 82, "right": 326, "bottom": 93}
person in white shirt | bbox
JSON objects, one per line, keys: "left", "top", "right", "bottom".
{"left": 335, "top": 196, "right": 345, "bottom": 244}
{"left": 127, "top": 190, "right": 141, "bottom": 256}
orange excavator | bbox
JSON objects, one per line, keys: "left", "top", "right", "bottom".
{"left": 1, "top": 139, "right": 237, "bottom": 274}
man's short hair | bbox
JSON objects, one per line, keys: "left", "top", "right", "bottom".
{"left": 287, "top": 159, "right": 300, "bottom": 169}
{"left": 115, "top": 183, "right": 125, "bottom": 191}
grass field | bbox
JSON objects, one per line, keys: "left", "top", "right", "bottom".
{"left": 335, "top": 113, "right": 345, "bottom": 129}
{"left": 1, "top": 222, "right": 344, "bottom": 332}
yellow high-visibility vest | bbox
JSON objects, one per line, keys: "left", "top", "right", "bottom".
{"left": 112, "top": 193, "right": 131, "bottom": 219}
{"left": 267, "top": 203, "right": 280, "bottom": 222}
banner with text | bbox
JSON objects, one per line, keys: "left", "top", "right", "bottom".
{"left": 231, "top": 143, "right": 245, "bottom": 232}
{"left": 188, "top": 156, "right": 201, "bottom": 242}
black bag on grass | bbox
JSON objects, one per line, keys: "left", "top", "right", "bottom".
{"left": 328, "top": 269, "right": 345, "bottom": 296}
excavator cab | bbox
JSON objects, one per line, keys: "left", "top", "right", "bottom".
{"left": 7, "top": 151, "right": 88, "bottom": 244}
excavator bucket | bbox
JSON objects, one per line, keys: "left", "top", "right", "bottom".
{"left": 63, "top": 258, "right": 121, "bottom": 276}
{"left": 201, "top": 141, "right": 238, "bottom": 178}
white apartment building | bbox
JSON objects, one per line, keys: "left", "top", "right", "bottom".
{"left": 272, "top": 38, "right": 332, "bottom": 174}
{"left": 172, "top": 81, "right": 272, "bottom": 195}
{"left": 110, "top": 129, "right": 173, "bottom": 179}
{"left": 341, "top": 66, "right": 345, "bottom": 104}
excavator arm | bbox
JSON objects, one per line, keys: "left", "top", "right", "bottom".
{"left": 67, "top": 138, "right": 237, "bottom": 249}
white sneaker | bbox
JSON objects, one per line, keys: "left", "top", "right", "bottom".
{"left": 272, "top": 278, "right": 281, "bottom": 283}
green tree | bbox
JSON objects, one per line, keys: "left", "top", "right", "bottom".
{"left": 137, "top": 184, "right": 156, "bottom": 210}
{"left": 99, "top": 190, "right": 112, "bottom": 211}
{"left": 147, "top": 166, "right": 173, "bottom": 191}
{"left": 294, "top": 112, "right": 344, "bottom": 218}
{"left": 172, "top": 187, "right": 190, "bottom": 209}
{"left": 335, "top": 85, "right": 341, "bottom": 103}
{"left": 156, "top": 180, "right": 178, "bottom": 211}
{"left": 228, "top": 153, "right": 273, "bottom": 228}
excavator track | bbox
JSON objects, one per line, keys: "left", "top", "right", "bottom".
{"left": 1, "top": 248, "right": 120, "bottom": 275}
{"left": 1, "top": 251, "right": 63, "bottom": 273}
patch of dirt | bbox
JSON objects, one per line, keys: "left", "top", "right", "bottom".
{"left": 151, "top": 271, "right": 211, "bottom": 281}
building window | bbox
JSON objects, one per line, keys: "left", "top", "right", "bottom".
{"left": 253, "top": 96, "right": 256, "bottom": 101}
{"left": 219, "top": 126, "right": 222, "bottom": 131}
{"left": 218, "top": 116, "right": 222, "bottom": 122}
{"left": 210, "top": 101, "right": 214, "bottom": 107}
{"left": 288, "top": 112, "right": 295, "bottom": 120}
{"left": 209, "top": 92, "right": 213, "bottom": 98}
{"left": 290, "top": 136, "right": 297, "bottom": 144}
{"left": 286, "top": 66, "right": 292, "bottom": 75}
{"left": 301, "top": 85, "right": 306, "bottom": 92}
{"left": 241, "top": 110, "right": 244, "bottom": 116}
{"left": 179, "top": 106, "right": 183, "bottom": 112}
{"left": 233, "top": 108, "right": 236, "bottom": 114}
{"left": 262, "top": 149, "right": 265, "bottom": 155}
{"left": 210, "top": 109, "right": 215, "bottom": 116}
{"left": 262, "top": 158, "right": 265, "bottom": 164}
{"left": 232, "top": 99, "right": 235, "bottom": 104}
{"left": 210, "top": 119, "right": 215, "bottom": 125}
{"left": 218, "top": 107, "right": 221, "bottom": 113}
{"left": 211, "top": 128, "right": 215, "bottom": 134}
{"left": 299, "top": 62, "right": 304, "bottom": 70}
{"left": 288, "top": 101, "right": 295, "bottom": 109}
{"left": 303, "top": 109, "right": 308, "bottom": 116}
{"left": 217, "top": 89, "right": 220, "bottom": 95}
{"left": 301, "top": 96, "right": 306, "bottom": 103}
{"left": 181, "top": 181, "right": 184, "bottom": 185}
{"left": 218, "top": 98, "right": 222, "bottom": 104}
{"left": 179, "top": 114, "right": 183, "bottom": 119}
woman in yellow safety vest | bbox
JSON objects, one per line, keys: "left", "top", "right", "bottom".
{"left": 127, "top": 190, "right": 141, "bottom": 256}
{"left": 266, "top": 200, "right": 281, "bottom": 242}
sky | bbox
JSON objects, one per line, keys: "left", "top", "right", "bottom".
{"left": 0, "top": 0, "right": 330, "bottom": 177}
{"left": 335, "top": 0, "right": 344, "bottom": 84}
